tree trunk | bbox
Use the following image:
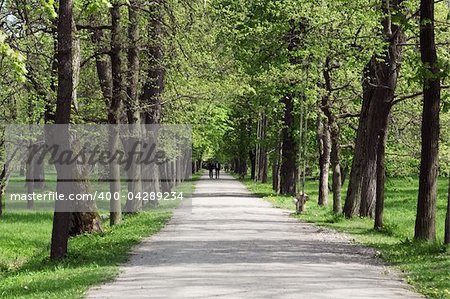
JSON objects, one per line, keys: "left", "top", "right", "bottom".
{"left": 50, "top": 0, "right": 75, "bottom": 260}
{"left": 344, "top": 94, "right": 370, "bottom": 217}
{"left": 140, "top": 0, "right": 164, "bottom": 199}
{"left": 272, "top": 137, "right": 282, "bottom": 193}
{"left": 257, "top": 114, "right": 268, "bottom": 183}
{"left": 330, "top": 130, "right": 342, "bottom": 214}
{"left": 68, "top": 20, "right": 101, "bottom": 234}
{"left": 123, "top": 1, "right": 143, "bottom": 213}
{"left": 92, "top": 29, "right": 112, "bottom": 105}
{"left": 51, "top": 1, "right": 102, "bottom": 260}
{"left": 344, "top": 0, "right": 404, "bottom": 218}
{"left": 126, "top": 0, "right": 142, "bottom": 205}
{"left": 260, "top": 149, "right": 268, "bottom": 183}
{"left": 359, "top": 88, "right": 392, "bottom": 217}
{"left": 279, "top": 19, "right": 302, "bottom": 196}
{"left": 32, "top": 149, "right": 45, "bottom": 189}
{"left": 316, "top": 115, "right": 330, "bottom": 206}
{"left": 249, "top": 150, "right": 256, "bottom": 180}
{"left": 109, "top": 3, "right": 126, "bottom": 221}
{"left": 0, "top": 165, "right": 6, "bottom": 217}
{"left": 45, "top": 21, "right": 58, "bottom": 124}
{"left": 30, "top": 134, "right": 45, "bottom": 190}
{"left": 280, "top": 94, "right": 297, "bottom": 195}
{"left": 141, "top": 0, "right": 164, "bottom": 124}
{"left": 445, "top": 176, "right": 450, "bottom": 244}
{"left": 272, "top": 152, "right": 278, "bottom": 190}
{"left": 92, "top": 23, "right": 122, "bottom": 223}
{"left": 415, "top": 0, "right": 440, "bottom": 241}
{"left": 26, "top": 148, "right": 34, "bottom": 210}
{"left": 171, "top": 161, "right": 176, "bottom": 187}
{"left": 159, "top": 162, "right": 170, "bottom": 192}
{"left": 374, "top": 127, "right": 388, "bottom": 229}
{"left": 341, "top": 164, "right": 349, "bottom": 187}
{"left": 126, "top": 0, "right": 140, "bottom": 125}
{"left": 321, "top": 58, "right": 342, "bottom": 213}
{"left": 240, "top": 158, "right": 247, "bottom": 179}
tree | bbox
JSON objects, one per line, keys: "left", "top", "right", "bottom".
{"left": 414, "top": 0, "right": 441, "bottom": 241}
{"left": 50, "top": 0, "right": 75, "bottom": 260}
{"left": 280, "top": 93, "right": 297, "bottom": 195}
{"left": 123, "top": 0, "right": 143, "bottom": 213}
{"left": 256, "top": 113, "right": 268, "bottom": 183}
{"left": 321, "top": 57, "right": 343, "bottom": 213}
{"left": 108, "top": 2, "right": 125, "bottom": 221}
{"left": 280, "top": 19, "right": 303, "bottom": 196}
{"left": 141, "top": 0, "right": 165, "bottom": 125}
{"left": 50, "top": 0, "right": 104, "bottom": 259}
{"left": 140, "top": 0, "right": 166, "bottom": 195}
{"left": 344, "top": 0, "right": 405, "bottom": 219}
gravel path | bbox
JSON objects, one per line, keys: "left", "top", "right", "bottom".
{"left": 87, "top": 172, "right": 421, "bottom": 298}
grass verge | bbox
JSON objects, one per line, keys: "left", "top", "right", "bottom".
{"left": 241, "top": 176, "right": 450, "bottom": 299}
{"left": 0, "top": 173, "right": 200, "bottom": 299}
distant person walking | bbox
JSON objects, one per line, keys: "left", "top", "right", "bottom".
{"left": 208, "top": 162, "right": 214, "bottom": 179}
{"left": 215, "top": 162, "right": 221, "bottom": 179}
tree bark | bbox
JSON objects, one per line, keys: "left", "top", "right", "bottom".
{"left": 316, "top": 115, "right": 330, "bottom": 206}
{"left": 344, "top": 92, "right": 370, "bottom": 217}
{"left": 280, "top": 94, "right": 297, "bottom": 195}
{"left": 92, "top": 29, "right": 112, "bottom": 105}
{"left": 415, "top": 0, "right": 440, "bottom": 241}
{"left": 249, "top": 149, "right": 256, "bottom": 180}
{"left": 109, "top": 3, "right": 126, "bottom": 221}
{"left": 239, "top": 158, "right": 247, "bottom": 179}
{"left": 50, "top": 0, "right": 74, "bottom": 260}
{"left": 51, "top": 1, "right": 102, "bottom": 260}
{"left": 26, "top": 146, "right": 35, "bottom": 210}
{"left": 257, "top": 114, "right": 267, "bottom": 182}
{"left": 272, "top": 136, "right": 282, "bottom": 193}
{"left": 358, "top": 74, "right": 393, "bottom": 217}
{"left": 122, "top": 1, "right": 143, "bottom": 213}
{"left": 445, "top": 176, "right": 450, "bottom": 244}
{"left": 0, "top": 165, "right": 6, "bottom": 217}
{"left": 141, "top": 0, "right": 164, "bottom": 124}
{"left": 330, "top": 130, "right": 342, "bottom": 214}
{"left": 32, "top": 137, "right": 45, "bottom": 189}
{"left": 279, "top": 19, "right": 302, "bottom": 196}
{"left": 126, "top": 0, "right": 140, "bottom": 125}
{"left": 344, "top": 0, "right": 404, "bottom": 218}
{"left": 257, "top": 114, "right": 268, "bottom": 183}
{"left": 140, "top": 0, "right": 165, "bottom": 200}
{"left": 91, "top": 24, "right": 123, "bottom": 222}
{"left": 321, "top": 58, "right": 342, "bottom": 213}
{"left": 374, "top": 127, "right": 388, "bottom": 229}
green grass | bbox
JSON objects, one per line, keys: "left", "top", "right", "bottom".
{"left": 0, "top": 173, "right": 200, "bottom": 299}
{"left": 241, "top": 176, "right": 450, "bottom": 299}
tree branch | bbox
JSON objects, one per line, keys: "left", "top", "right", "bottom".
{"left": 76, "top": 24, "right": 112, "bottom": 31}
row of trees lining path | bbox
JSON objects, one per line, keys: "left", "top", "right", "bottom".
{"left": 0, "top": 0, "right": 449, "bottom": 261}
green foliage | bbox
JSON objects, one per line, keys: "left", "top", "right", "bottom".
{"left": 38, "top": 0, "right": 57, "bottom": 19}
{"left": 0, "top": 32, "right": 27, "bottom": 83}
